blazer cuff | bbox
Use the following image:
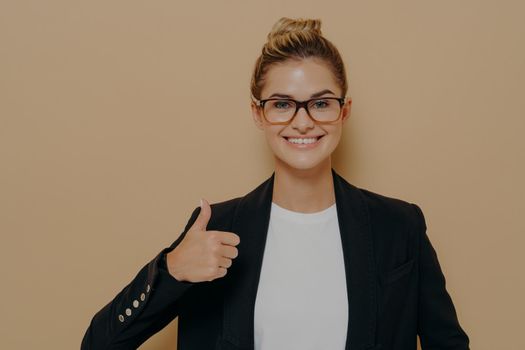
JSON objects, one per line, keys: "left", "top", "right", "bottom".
{"left": 153, "top": 247, "right": 195, "bottom": 300}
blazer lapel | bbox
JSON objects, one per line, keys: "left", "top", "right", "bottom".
{"left": 220, "top": 168, "right": 377, "bottom": 350}
{"left": 332, "top": 168, "right": 378, "bottom": 349}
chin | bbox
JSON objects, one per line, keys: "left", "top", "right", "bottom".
{"left": 275, "top": 154, "right": 331, "bottom": 172}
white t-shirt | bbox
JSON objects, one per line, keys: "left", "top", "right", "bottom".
{"left": 254, "top": 201, "right": 348, "bottom": 350}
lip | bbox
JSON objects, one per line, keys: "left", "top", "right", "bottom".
{"left": 282, "top": 135, "right": 325, "bottom": 139}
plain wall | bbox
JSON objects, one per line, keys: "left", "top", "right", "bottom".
{"left": 1, "top": 0, "right": 524, "bottom": 349}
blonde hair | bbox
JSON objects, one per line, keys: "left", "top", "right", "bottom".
{"left": 250, "top": 17, "right": 348, "bottom": 100}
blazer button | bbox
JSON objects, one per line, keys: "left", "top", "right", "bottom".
{"left": 125, "top": 308, "right": 132, "bottom": 316}
{"left": 140, "top": 293, "right": 146, "bottom": 301}
{"left": 133, "top": 300, "right": 139, "bottom": 308}
{"left": 118, "top": 314, "right": 125, "bottom": 322}
{"left": 146, "top": 284, "right": 151, "bottom": 293}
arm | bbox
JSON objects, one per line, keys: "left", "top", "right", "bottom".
{"left": 81, "top": 206, "right": 201, "bottom": 350}
{"left": 412, "top": 203, "right": 470, "bottom": 350}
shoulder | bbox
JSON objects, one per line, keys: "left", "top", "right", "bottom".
{"left": 209, "top": 196, "right": 243, "bottom": 221}
{"left": 335, "top": 171, "right": 422, "bottom": 224}
{"left": 349, "top": 184, "right": 427, "bottom": 261}
{"left": 196, "top": 173, "right": 274, "bottom": 228}
{"left": 334, "top": 169, "right": 422, "bottom": 223}
{"left": 184, "top": 196, "right": 243, "bottom": 231}
{"left": 355, "top": 185, "right": 425, "bottom": 234}
{"left": 359, "top": 186, "right": 419, "bottom": 217}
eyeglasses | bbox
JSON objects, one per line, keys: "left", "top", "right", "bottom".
{"left": 254, "top": 97, "right": 346, "bottom": 125}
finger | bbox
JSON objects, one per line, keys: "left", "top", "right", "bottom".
{"left": 191, "top": 197, "right": 211, "bottom": 231}
{"left": 219, "top": 245, "right": 238, "bottom": 259}
{"left": 218, "top": 257, "right": 232, "bottom": 268}
{"left": 216, "top": 232, "right": 240, "bottom": 246}
{"left": 216, "top": 267, "right": 227, "bottom": 279}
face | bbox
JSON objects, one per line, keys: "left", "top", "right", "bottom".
{"left": 251, "top": 57, "right": 352, "bottom": 173}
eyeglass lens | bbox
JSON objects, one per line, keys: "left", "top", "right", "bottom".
{"left": 264, "top": 98, "right": 341, "bottom": 123}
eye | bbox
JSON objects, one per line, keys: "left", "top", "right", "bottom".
{"left": 272, "top": 100, "right": 293, "bottom": 109}
{"left": 310, "top": 99, "right": 330, "bottom": 109}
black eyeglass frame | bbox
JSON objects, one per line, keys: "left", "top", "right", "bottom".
{"left": 254, "top": 97, "right": 346, "bottom": 125}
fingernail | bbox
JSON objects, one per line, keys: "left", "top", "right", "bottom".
{"left": 200, "top": 198, "right": 203, "bottom": 208}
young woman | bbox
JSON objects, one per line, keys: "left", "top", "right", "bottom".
{"left": 82, "top": 17, "right": 469, "bottom": 350}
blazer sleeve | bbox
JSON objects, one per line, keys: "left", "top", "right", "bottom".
{"left": 411, "top": 203, "right": 470, "bottom": 349}
{"left": 81, "top": 206, "right": 202, "bottom": 350}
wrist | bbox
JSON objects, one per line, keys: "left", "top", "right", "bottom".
{"left": 166, "top": 249, "right": 185, "bottom": 281}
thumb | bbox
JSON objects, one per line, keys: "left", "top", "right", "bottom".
{"left": 191, "top": 197, "right": 211, "bottom": 231}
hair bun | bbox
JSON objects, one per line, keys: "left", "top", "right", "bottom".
{"left": 267, "top": 17, "right": 322, "bottom": 40}
{"left": 251, "top": 16, "right": 347, "bottom": 101}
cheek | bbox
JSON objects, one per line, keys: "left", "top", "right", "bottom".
{"left": 332, "top": 127, "right": 343, "bottom": 141}
{"left": 264, "top": 128, "right": 283, "bottom": 143}
{"left": 324, "top": 128, "right": 343, "bottom": 150}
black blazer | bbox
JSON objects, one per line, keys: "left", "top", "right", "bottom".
{"left": 82, "top": 168, "right": 469, "bottom": 350}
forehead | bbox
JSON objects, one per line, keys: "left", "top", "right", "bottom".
{"left": 260, "top": 57, "right": 341, "bottom": 99}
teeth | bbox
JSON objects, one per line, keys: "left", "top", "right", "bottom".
{"left": 287, "top": 137, "right": 319, "bottom": 144}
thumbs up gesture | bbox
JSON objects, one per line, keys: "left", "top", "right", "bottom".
{"left": 166, "top": 198, "right": 240, "bottom": 283}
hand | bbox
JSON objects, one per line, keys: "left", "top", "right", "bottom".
{"left": 166, "top": 198, "right": 240, "bottom": 283}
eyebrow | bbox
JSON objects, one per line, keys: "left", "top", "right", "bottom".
{"left": 267, "top": 89, "right": 336, "bottom": 99}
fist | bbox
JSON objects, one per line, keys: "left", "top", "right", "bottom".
{"left": 166, "top": 198, "right": 240, "bottom": 283}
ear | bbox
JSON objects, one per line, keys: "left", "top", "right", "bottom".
{"left": 251, "top": 101, "right": 265, "bottom": 130}
{"left": 341, "top": 98, "right": 352, "bottom": 124}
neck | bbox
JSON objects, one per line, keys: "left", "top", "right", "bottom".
{"left": 272, "top": 157, "right": 335, "bottom": 213}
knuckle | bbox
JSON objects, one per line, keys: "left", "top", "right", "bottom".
{"left": 209, "top": 256, "right": 218, "bottom": 266}
{"left": 210, "top": 244, "right": 219, "bottom": 253}
{"left": 208, "top": 266, "right": 218, "bottom": 276}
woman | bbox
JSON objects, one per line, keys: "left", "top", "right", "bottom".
{"left": 82, "top": 17, "right": 469, "bottom": 350}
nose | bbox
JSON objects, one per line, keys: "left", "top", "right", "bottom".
{"left": 290, "top": 105, "right": 315, "bottom": 132}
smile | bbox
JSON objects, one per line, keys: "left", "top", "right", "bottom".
{"left": 282, "top": 135, "right": 324, "bottom": 148}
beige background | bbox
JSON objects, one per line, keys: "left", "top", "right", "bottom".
{"left": 1, "top": 0, "right": 524, "bottom": 349}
